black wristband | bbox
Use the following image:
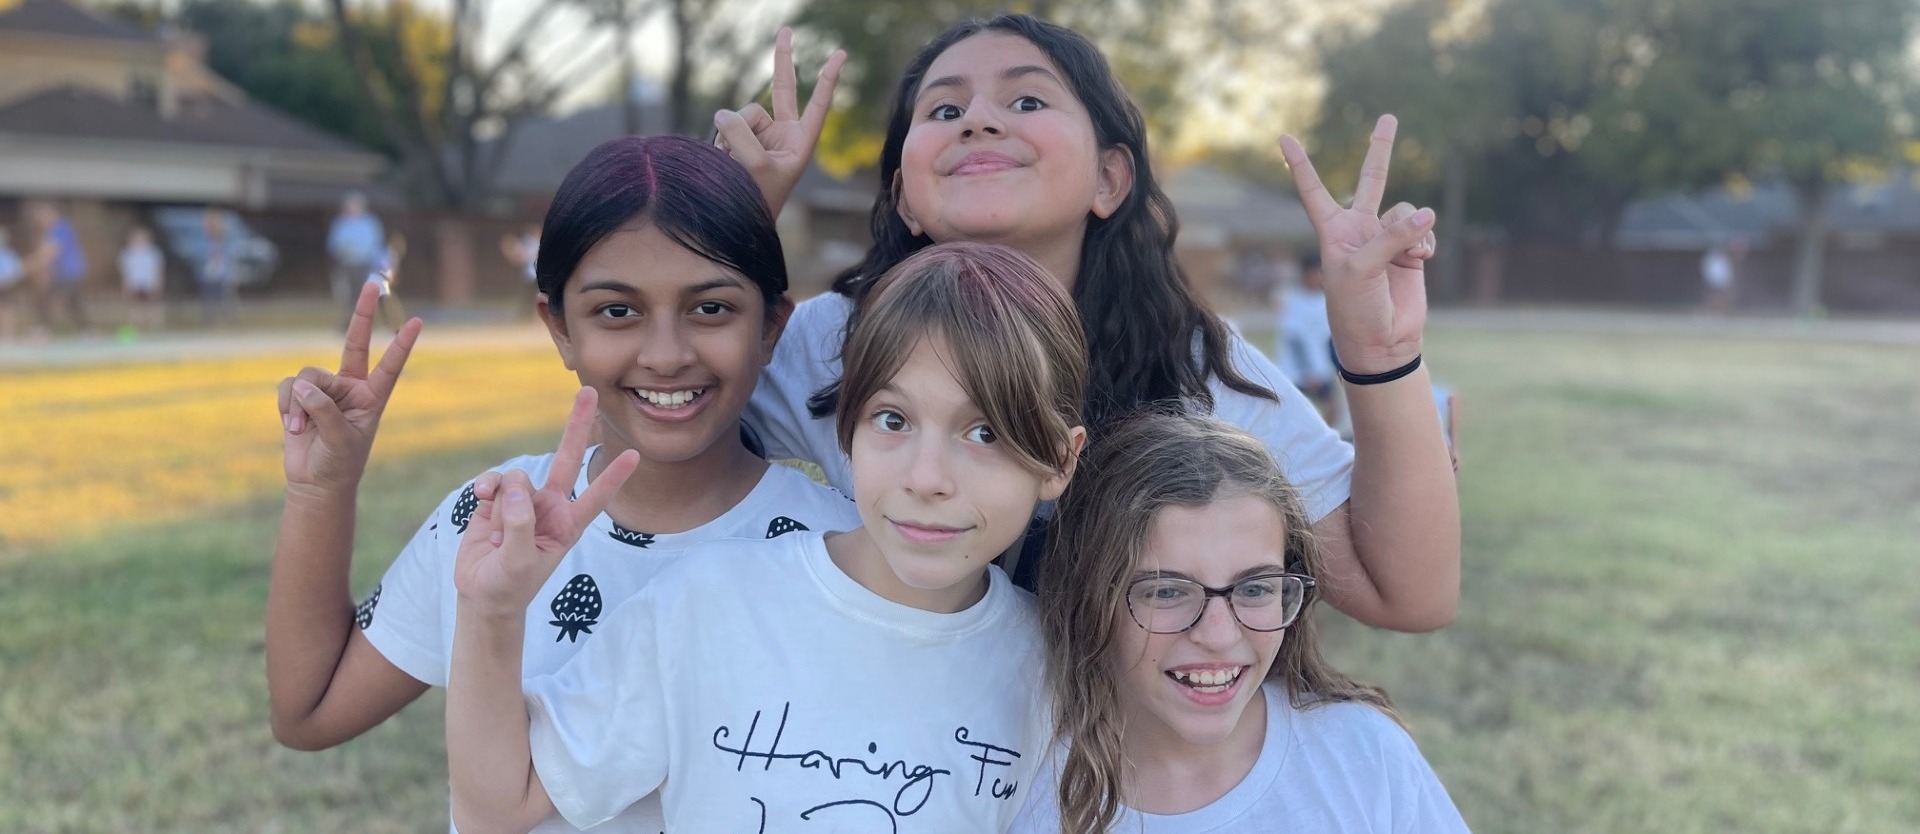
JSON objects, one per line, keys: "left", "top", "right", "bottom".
{"left": 1336, "top": 353, "right": 1422, "bottom": 385}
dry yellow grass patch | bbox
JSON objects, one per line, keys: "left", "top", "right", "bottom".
{"left": 0, "top": 344, "right": 579, "bottom": 551}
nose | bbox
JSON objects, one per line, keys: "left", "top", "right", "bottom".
{"left": 1187, "top": 595, "right": 1242, "bottom": 649}
{"left": 637, "top": 319, "right": 695, "bottom": 377}
{"left": 901, "top": 434, "right": 955, "bottom": 499}
{"left": 959, "top": 96, "right": 1004, "bottom": 139}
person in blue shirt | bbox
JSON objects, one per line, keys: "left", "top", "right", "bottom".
{"left": 327, "top": 192, "right": 385, "bottom": 328}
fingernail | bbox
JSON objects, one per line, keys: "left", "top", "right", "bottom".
{"left": 283, "top": 413, "right": 296, "bottom": 433}
{"left": 293, "top": 379, "right": 317, "bottom": 399}
{"left": 1413, "top": 208, "right": 1434, "bottom": 227}
{"left": 506, "top": 488, "right": 529, "bottom": 503}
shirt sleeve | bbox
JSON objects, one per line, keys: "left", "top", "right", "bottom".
{"left": 1386, "top": 725, "right": 1473, "bottom": 834}
{"left": 1209, "top": 332, "right": 1355, "bottom": 522}
{"left": 525, "top": 591, "right": 670, "bottom": 829}
{"left": 746, "top": 293, "right": 850, "bottom": 465}
{"left": 359, "top": 483, "right": 472, "bottom": 687}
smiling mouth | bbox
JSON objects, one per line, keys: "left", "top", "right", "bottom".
{"left": 1167, "top": 666, "right": 1247, "bottom": 694}
{"left": 629, "top": 387, "right": 707, "bottom": 409}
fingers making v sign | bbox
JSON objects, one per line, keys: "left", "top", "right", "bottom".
{"left": 278, "top": 281, "right": 423, "bottom": 494}
{"left": 713, "top": 26, "right": 846, "bottom": 217}
{"left": 452, "top": 388, "right": 641, "bottom": 622}
{"left": 1280, "top": 115, "right": 1438, "bottom": 375}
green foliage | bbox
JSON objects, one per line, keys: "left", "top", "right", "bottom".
{"left": 91, "top": 0, "right": 412, "bottom": 158}
{"left": 1309, "top": 0, "right": 1916, "bottom": 244}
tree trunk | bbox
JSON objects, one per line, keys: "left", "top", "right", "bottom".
{"left": 1436, "top": 144, "right": 1468, "bottom": 302}
{"left": 616, "top": 15, "right": 640, "bottom": 135}
{"left": 1789, "top": 180, "right": 1829, "bottom": 319}
{"left": 436, "top": 215, "right": 478, "bottom": 307}
{"left": 668, "top": 0, "right": 696, "bottom": 135}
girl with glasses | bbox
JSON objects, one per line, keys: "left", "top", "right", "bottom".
{"left": 445, "top": 241, "right": 1087, "bottom": 833}
{"left": 1016, "top": 411, "right": 1469, "bottom": 833}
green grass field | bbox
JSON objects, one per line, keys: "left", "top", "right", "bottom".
{"left": 2, "top": 320, "right": 1916, "bottom": 832}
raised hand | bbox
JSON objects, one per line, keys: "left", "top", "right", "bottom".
{"left": 1280, "top": 115, "right": 1438, "bottom": 374}
{"left": 713, "top": 26, "right": 846, "bottom": 217}
{"left": 452, "top": 388, "right": 640, "bottom": 621}
{"left": 278, "top": 281, "right": 422, "bottom": 494}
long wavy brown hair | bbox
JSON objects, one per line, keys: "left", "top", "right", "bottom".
{"left": 1037, "top": 409, "right": 1396, "bottom": 834}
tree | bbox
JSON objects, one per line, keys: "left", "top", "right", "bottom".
{"left": 91, "top": 0, "right": 410, "bottom": 157}
{"left": 1702, "top": 0, "right": 1915, "bottom": 317}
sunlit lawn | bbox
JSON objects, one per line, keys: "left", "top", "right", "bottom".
{"left": 1, "top": 319, "right": 1916, "bottom": 832}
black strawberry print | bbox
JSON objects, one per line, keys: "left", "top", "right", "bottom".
{"left": 765, "top": 516, "right": 809, "bottom": 538}
{"left": 451, "top": 483, "right": 480, "bottom": 533}
{"left": 609, "top": 523, "right": 655, "bottom": 548}
{"left": 354, "top": 584, "right": 381, "bottom": 629}
{"left": 549, "top": 574, "right": 602, "bottom": 642}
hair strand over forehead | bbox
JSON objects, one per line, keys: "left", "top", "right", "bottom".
{"left": 834, "top": 242, "right": 1087, "bottom": 476}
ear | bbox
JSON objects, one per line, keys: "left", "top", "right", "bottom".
{"left": 537, "top": 292, "right": 577, "bottom": 371}
{"left": 760, "top": 294, "right": 796, "bottom": 363}
{"left": 1038, "top": 425, "right": 1089, "bottom": 502}
{"left": 1091, "top": 145, "right": 1135, "bottom": 220}
{"left": 893, "top": 170, "right": 926, "bottom": 237}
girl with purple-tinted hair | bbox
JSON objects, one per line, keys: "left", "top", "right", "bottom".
{"left": 265, "top": 134, "right": 860, "bottom": 833}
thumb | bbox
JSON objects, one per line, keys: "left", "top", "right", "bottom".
{"left": 714, "top": 109, "right": 767, "bottom": 166}
{"left": 292, "top": 378, "right": 352, "bottom": 441}
{"left": 1349, "top": 208, "right": 1434, "bottom": 278}
{"left": 498, "top": 485, "right": 543, "bottom": 573}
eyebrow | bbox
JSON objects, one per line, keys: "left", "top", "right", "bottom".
{"left": 1131, "top": 564, "right": 1290, "bottom": 585}
{"left": 574, "top": 275, "right": 749, "bottom": 295}
{"left": 918, "top": 65, "right": 1063, "bottom": 98}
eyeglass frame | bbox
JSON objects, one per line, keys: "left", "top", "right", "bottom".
{"left": 1124, "top": 572, "right": 1318, "bottom": 634}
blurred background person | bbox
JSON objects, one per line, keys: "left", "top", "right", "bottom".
{"left": 0, "top": 226, "right": 20, "bottom": 343}
{"left": 195, "top": 208, "right": 243, "bottom": 327}
{"left": 1273, "top": 252, "right": 1340, "bottom": 426}
{"left": 26, "top": 202, "right": 92, "bottom": 338}
{"left": 367, "top": 230, "right": 408, "bottom": 330}
{"left": 118, "top": 226, "right": 165, "bottom": 334}
{"left": 327, "top": 192, "right": 385, "bottom": 329}
{"left": 1701, "top": 241, "right": 1735, "bottom": 316}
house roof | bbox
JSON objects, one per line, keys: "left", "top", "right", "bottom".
{"left": 0, "top": 85, "right": 372, "bottom": 158}
{"left": 483, "top": 102, "right": 672, "bottom": 196}
{"left": 0, "top": 0, "right": 157, "bottom": 44}
{"left": 1618, "top": 172, "right": 1920, "bottom": 249}
{"left": 1163, "top": 163, "right": 1314, "bottom": 242}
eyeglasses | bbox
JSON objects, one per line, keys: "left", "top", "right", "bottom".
{"left": 1126, "top": 572, "right": 1316, "bottom": 634}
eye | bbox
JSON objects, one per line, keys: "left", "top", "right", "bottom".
{"left": 692, "top": 300, "right": 732, "bottom": 317}
{"left": 962, "top": 423, "right": 997, "bottom": 444}
{"left": 870, "top": 409, "right": 909, "bottom": 433}
{"left": 928, "top": 103, "right": 963, "bottom": 121}
{"left": 1011, "top": 95, "right": 1045, "bottom": 113}
{"left": 597, "top": 303, "right": 637, "bottom": 319}
{"left": 1235, "top": 580, "right": 1277, "bottom": 600}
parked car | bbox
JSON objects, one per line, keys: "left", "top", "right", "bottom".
{"left": 146, "top": 206, "right": 280, "bottom": 288}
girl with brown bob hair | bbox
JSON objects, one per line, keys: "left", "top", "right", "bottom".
{"left": 445, "top": 241, "right": 1091, "bottom": 833}
{"left": 1019, "top": 411, "right": 1469, "bottom": 833}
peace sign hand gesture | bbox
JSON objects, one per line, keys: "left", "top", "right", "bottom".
{"left": 1280, "top": 115, "right": 1438, "bottom": 374}
{"left": 453, "top": 388, "right": 640, "bottom": 622}
{"left": 713, "top": 27, "right": 846, "bottom": 218}
{"left": 278, "top": 281, "right": 422, "bottom": 496}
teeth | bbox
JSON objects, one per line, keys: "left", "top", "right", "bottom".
{"left": 635, "top": 388, "right": 704, "bottom": 409}
{"left": 1171, "top": 667, "right": 1243, "bottom": 688}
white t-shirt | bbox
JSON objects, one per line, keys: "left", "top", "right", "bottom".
{"left": 526, "top": 530, "right": 1052, "bottom": 832}
{"left": 360, "top": 449, "right": 860, "bottom": 833}
{"left": 748, "top": 293, "right": 1354, "bottom": 523}
{"left": 1009, "top": 683, "right": 1471, "bottom": 834}
{"left": 120, "top": 245, "right": 163, "bottom": 292}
